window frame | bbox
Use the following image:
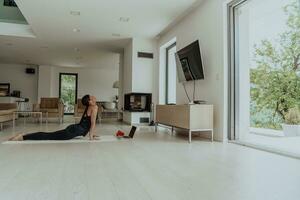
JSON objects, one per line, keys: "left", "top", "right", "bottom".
{"left": 227, "top": 0, "right": 248, "bottom": 140}
{"left": 165, "top": 42, "right": 177, "bottom": 104}
{"left": 59, "top": 73, "right": 78, "bottom": 115}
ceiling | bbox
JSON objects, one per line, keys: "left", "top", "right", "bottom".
{"left": 0, "top": 0, "right": 201, "bottom": 68}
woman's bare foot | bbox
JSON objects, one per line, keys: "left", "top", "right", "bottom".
{"left": 8, "top": 135, "right": 16, "bottom": 141}
{"left": 9, "top": 134, "right": 24, "bottom": 141}
{"left": 8, "top": 133, "right": 21, "bottom": 141}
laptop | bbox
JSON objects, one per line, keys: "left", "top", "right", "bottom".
{"left": 123, "top": 126, "right": 137, "bottom": 138}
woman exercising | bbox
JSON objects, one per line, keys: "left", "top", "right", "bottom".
{"left": 9, "top": 95, "right": 99, "bottom": 141}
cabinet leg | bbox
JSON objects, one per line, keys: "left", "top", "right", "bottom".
{"left": 155, "top": 123, "right": 158, "bottom": 132}
{"left": 211, "top": 130, "right": 214, "bottom": 142}
{"left": 171, "top": 127, "right": 174, "bottom": 135}
{"left": 189, "top": 130, "right": 192, "bottom": 143}
{"left": 12, "top": 113, "right": 15, "bottom": 129}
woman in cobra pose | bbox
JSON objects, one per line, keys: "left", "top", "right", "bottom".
{"left": 9, "top": 95, "right": 98, "bottom": 141}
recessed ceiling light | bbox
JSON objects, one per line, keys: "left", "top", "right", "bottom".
{"left": 112, "top": 33, "right": 121, "bottom": 37}
{"left": 70, "top": 11, "right": 81, "bottom": 16}
{"left": 73, "top": 28, "right": 80, "bottom": 32}
{"left": 119, "top": 17, "right": 130, "bottom": 22}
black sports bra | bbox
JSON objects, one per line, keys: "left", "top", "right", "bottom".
{"left": 79, "top": 106, "right": 97, "bottom": 129}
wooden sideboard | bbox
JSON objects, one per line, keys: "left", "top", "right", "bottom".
{"left": 155, "top": 104, "right": 213, "bottom": 143}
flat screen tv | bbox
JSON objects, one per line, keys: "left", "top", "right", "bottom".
{"left": 176, "top": 40, "right": 204, "bottom": 82}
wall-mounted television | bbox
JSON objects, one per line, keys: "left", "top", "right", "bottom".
{"left": 176, "top": 40, "right": 204, "bottom": 82}
{"left": 3, "top": 0, "right": 17, "bottom": 7}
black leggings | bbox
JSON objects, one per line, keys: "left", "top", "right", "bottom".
{"left": 23, "top": 124, "right": 88, "bottom": 140}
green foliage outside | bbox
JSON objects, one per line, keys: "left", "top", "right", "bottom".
{"left": 250, "top": 1, "right": 300, "bottom": 130}
{"left": 61, "top": 75, "right": 76, "bottom": 113}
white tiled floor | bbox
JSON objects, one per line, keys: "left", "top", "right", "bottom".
{"left": 241, "top": 133, "right": 300, "bottom": 158}
{"left": 0, "top": 120, "right": 300, "bottom": 200}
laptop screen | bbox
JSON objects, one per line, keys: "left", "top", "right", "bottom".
{"left": 128, "top": 126, "right": 137, "bottom": 138}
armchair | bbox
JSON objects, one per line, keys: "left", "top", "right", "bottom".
{"left": 0, "top": 103, "right": 17, "bottom": 130}
{"left": 74, "top": 99, "right": 85, "bottom": 118}
{"left": 34, "top": 98, "right": 64, "bottom": 123}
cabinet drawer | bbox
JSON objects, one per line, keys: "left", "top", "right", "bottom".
{"left": 156, "top": 105, "right": 189, "bottom": 129}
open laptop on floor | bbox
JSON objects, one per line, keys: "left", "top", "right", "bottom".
{"left": 123, "top": 126, "right": 137, "bottom": 138}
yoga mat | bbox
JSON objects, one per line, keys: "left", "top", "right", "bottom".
{"left": 2, "top": 135, "right": 124, "bottom": 144}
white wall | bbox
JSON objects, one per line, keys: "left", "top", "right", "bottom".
{"left": 0, "top": 63, "right": 38, "bottom": 103}
{"left": 156, "top": 0, "right": 226, "bottom": 141}
{"left": 118, "top": 52, "right": 124, "bottom": 109}
{"left": 123, "top": 38, "right": 157, "bottom": 94}
{"left": 38, "top": 65, "right": 52, "bottom": 100}
{"left": 123, "top": 39, "right": 133, "bottom": 94}
{"left": 38, "top": 65, "right": 119, "bottom": 102}
{"left": 131, "top": 38, "right": 156, "bottom": 93}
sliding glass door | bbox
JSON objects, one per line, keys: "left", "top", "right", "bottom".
{"left": 230, "top": 0, "right": 300, "bottom": 155}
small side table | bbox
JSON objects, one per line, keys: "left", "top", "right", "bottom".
{"left": 13, "top": 111, "right": 48, "bottom": 129}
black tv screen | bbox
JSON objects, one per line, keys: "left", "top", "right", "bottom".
{"left": 176, "top": 40, "right": 204, "bottom": 82}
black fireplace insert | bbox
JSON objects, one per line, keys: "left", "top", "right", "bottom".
{"left": 124, "top": 93, "right": 152, "bottom": 112}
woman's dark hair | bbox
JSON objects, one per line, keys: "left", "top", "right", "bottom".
{"left": 81, "top": 95, "right": 90, "bottom": 107}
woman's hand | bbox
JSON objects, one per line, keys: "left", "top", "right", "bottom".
{"left": 89, "top": 135, "right": 99, "bottom": 140}
{"left": 89, "top": 135, "right": 94, "bottom": 140}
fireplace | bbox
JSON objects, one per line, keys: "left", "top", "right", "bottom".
{"left": 124, "top": 93, "right": 152, "bottom": 112}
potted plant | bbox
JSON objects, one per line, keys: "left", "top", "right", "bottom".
{"left": 282, "top": 108, "right": 300, "bottom": 137}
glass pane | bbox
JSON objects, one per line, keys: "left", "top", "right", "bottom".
{"left": 60, "top": 74, "right": 76, "bottom": 114}
{"left": 234, "top": 0, "right": 300, "bottom": 154}
{"left": 167, "top": 45, "right": 177, "bottom": 104}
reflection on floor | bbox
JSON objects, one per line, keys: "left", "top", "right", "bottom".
{"left": 241, "top": 133, "right": 300, "bottom": 158}
{"left": 0, "top": 120, "right": 300, "bottom": 200}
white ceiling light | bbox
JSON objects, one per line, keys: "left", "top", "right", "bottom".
{"left": 73, "top": 28, "right": 80, "bottom": 32}
{"left": 119, "top": 17, "right": 130, "bottom": 22}
{"left": 70, "top": 11, "right": 81, "bottom": 16}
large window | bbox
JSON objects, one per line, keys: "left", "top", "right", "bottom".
{"left": 166, "top": 43, "right": 177, "bottom": 104}
{"left": 230, "top": 0, "right": 300, "bottom": 155}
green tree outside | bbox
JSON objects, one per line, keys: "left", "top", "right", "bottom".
{"left": 250, "top": 1, "right": 300, "bottom": 130}
{"left": 61, "top": 75, "right": 76, "bottom": 113}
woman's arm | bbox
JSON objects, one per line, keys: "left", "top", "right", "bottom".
{"left": 89, "top": 106, "right": 98, "bottom": 140}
